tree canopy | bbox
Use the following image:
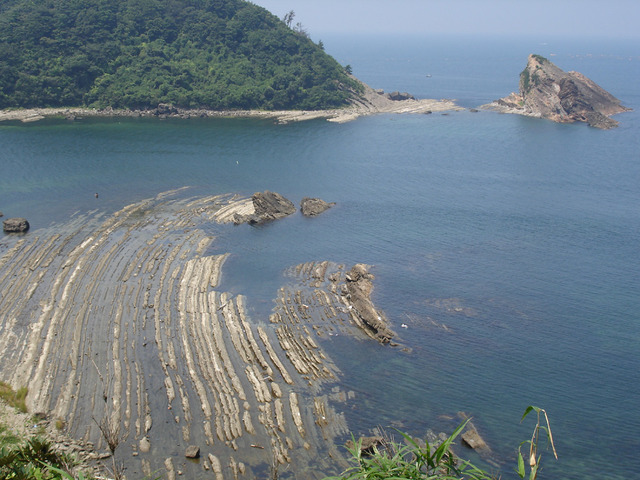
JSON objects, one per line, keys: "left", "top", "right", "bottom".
{"left": 0, "top": 0, "right": 362, "bottom": 110}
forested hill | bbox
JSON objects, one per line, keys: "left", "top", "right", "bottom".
{"left": 0, "top": 0, "right": 363, "bottom": 111}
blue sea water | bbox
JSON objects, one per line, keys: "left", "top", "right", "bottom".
{"left": 1, "top": 35, "right": 639, "bottom": 479}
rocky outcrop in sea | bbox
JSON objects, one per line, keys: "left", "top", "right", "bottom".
{"left": 485, "top": 54, "right": 630, "bottom": 129}
{"left": 233, "top": 190, "right": 296, "bottom": 224}
{"left": 3, "top": 217, "right": 29, "bottom": 233}
{"left": 300, "top": 197, "right": 335, "bottom": 217}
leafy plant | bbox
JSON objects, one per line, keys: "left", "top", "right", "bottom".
{"left": 516, "top": 406, "right": 557, "bottom": 480}
{"left": 0, "top": 436, "right": 83, "bottom": 480}
{"left": 326, "top": 419, "right": 495, "bottom": 480}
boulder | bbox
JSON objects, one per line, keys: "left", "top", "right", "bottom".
{"left": 386, "top": 91, "right": 415, "bottom": 101}
{"left": 300, "top": 197, "right": 335, "bottom": 217}
{"left": 251, "top": 191, "right": 296, "bottom": 222}
{"left": 3, "top": 217, "right": 29, "bottom": 233}
{"left": 185, "top": 445, "right": 200, "bottom": 458}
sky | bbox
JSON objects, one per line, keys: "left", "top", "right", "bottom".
{"left": 252, "top": 0, "right": 640, "bottom": 38}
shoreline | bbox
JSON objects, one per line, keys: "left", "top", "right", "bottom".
{"left": 0, "top": 81, "right": 463, "bottom": 125}
{"left": 0, "top": 99, "right": 462, "bottom": 125}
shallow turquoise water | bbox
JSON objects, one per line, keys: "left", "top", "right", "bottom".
{"left": 1, "top": 35, "right": 639, "bottom": 479}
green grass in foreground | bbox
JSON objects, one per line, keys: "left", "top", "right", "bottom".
{"left": 325, "top": 406, "right": 557, "bottom": 480}
{"left": 325, "top": 419, "right": 495, "bottom": 480}
{"left": 0, "top": 381, "right": 28, "bottom": 413}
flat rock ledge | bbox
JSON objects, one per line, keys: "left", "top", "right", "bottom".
{"left": 3, "top": 217, "right": 30, "bottom": 233}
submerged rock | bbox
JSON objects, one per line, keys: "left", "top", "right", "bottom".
{"left": 487, "top": 54, "right": 630, "bottom": 129}
{"left": 458, "top": 412, "right": 491, "bottom": 454}
{"left": 3, "top": 217, "right": 29, "bottom": 233}
{"left": 300, "top": 197, "right": 335, "bottom": 217}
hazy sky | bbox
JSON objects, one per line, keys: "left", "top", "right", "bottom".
{"left": 253, "top": 0, "right": 640, "bottom": 38}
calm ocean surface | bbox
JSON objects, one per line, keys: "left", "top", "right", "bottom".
{"left": 1, "top": 35, "right": 639, "bottom": 479}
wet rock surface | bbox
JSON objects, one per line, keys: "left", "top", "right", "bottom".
{"left": 184, "top": 445, "right": 200, "bottom": 458}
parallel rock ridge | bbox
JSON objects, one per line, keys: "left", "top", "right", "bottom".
{"left": 488, "top": 54, "right": 630, "bottom": 129}
{"left": 0, "top": 191, "right": 358, "bottom": 479}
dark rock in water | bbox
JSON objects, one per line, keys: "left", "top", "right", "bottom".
{"left": 300, "top": 197, "right": 335, "bottom": 217}
{"left": 185, "top": 445, "right": 200, "bottom": 458}
{"left": 0, "top": 211, "right": 3, "bottom": 217}
{"left": 342, "top": 264, "right": 395, "bottom": 343}
{"left": 386, "top": 91, "right": 415, "bottom": 101}
{"left": 345, "top": 436, "right": 384, "bottom": 455}
{"left": 3, "top": 217, "right": 30, "bottom": 233}
{"left": 232, "top": 191, "right": 296, "bottom": 225}
{"left": 251, "top": 191, "right": 296, "bottom": 222}
{"left": 489, "top": 54, "right": 630, "bottom": 129}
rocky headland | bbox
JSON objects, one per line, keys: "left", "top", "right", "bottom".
{"left": 485, "top": 54, "right": 630, "bottom": 129}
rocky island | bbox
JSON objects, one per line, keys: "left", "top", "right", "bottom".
{"left": 485, "top": 54, "right": 630, "bottom": 129}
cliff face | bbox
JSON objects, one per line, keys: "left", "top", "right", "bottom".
{"left": 490, "top": 54, "right": 630, "bottom": 129}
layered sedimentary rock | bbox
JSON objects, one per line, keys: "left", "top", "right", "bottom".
{"left": 0, "top": 191, "right": 360, "bottom": 479}
{"left": 233, "top": 191, "right": 295, "bottom": 225}
{"left": 487, "top": 54, "right": 630, "bottom": 129}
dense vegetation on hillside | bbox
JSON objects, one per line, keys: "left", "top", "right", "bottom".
{"left": 0, "top": 0, "right": 362, "bottom": 110}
